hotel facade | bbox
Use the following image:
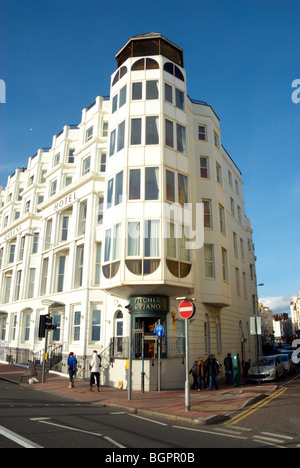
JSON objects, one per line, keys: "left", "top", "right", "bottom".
{"left": 0, "top": 34, "right": 258, "bottom": 390}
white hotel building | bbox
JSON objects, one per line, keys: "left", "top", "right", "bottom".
{"left": 0, "top": 34, "right": 258, "bottom": 390}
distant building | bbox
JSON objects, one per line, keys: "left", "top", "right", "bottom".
{"left": 0, "top": 33, "right": 258, "bottom": 389}
{"left": 258, "top": 303, "right": 274, "bottom": 341}
{"left": 291, "top": 290, "right": 300, "bottom": 333}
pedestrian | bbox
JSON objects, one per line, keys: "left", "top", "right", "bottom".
{"left": 207, "top": 354, "right": 219, "bottom": 391}
{"left": 197, "top": 357, "right": 206, "bottom": 391}
{"left": 67, "top": 352, "right": 78, "bottom": 389}
{"left": 224, "top": 353, "right": 233, "bottom": 385}
{"left": 189, "top": 360, "right": 199, "bottom": 390}
{"left": 204, "top": 356, "right": 210, "bottom": 389}
{"left": 89, "top": 350, "right": 101, "bottom": 392}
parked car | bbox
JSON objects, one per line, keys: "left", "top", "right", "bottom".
{"left": 279, "top": 353, "right": 296, "bottom": 375}
{"left": 248, "top": 356, "right": 285, "bottom": 382}
{"left": 278, "top": 349, "right": 293, "bottom": 358}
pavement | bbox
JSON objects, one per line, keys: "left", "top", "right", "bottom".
{"left": 0, "top": 363, "right": 278, "bottom": 425}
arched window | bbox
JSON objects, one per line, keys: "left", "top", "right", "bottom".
{"left": 131, "top": 58, "right": 159, "bottom": 71}
{"left": 112, "top": 66, "right": 128, "bottom": 86}
{"left": 131, "top": 58, "right": 145, "bottom": 71}
{"left": 163, "top": 62, "right": 185, "bottom": 81}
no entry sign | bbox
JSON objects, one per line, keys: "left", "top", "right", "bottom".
{"left": 178, "top": 300, "right": 196, "bottom": 320}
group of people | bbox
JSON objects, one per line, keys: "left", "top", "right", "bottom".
{"left": 67, "top": 351, "right": 238, "bottom": 393}
{"left": 190, "top": 353, "right": 236, "bottom": 391}
{"left": 190, "top": 355, "right": 220, "bottom": 391}
{"left": 67, "top": 351, "right": 101, "bottom": 392}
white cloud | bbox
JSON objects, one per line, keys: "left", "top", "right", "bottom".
{"left": 259, "top": 295, "right": 292, "bottom": 313}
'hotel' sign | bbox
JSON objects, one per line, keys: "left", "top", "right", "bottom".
{"left": 54, "top": 192, "right": 77, "bottom": 212}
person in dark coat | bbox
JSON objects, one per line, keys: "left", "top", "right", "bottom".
{"left": 224, "top": 353, "right": 233, "bottom": 385}
{"left": 190, "top": 361, "right": 199, "bottom": 390}
{"left": 208, "top": 354, "right": 219, "bottom": 391}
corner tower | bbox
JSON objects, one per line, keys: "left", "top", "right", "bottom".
{"left": 101, "top": 33, "right": 194, "bottom": 299}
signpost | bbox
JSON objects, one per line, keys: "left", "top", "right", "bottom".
{"left": 154, "top": 324, "right": 164, "bottom": 338}
{"left": 154, "top": 322, "right": 164, "bottom": 392}
{"left": 177, "top": 298, "right": 196, "bottom": 412}
{"left": 178, "top": 300, "right": 196, "bottom": 320}
{"left": 250, "top": 316, "right": 262, "bottom": 386}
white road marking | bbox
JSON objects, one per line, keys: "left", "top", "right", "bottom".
{"left": 172, "top": 425, "right": 247, "bottom": 440}
{"left": 130, "top": 414, "right": 168, "bottom": 426}
{"left": 36, "top": 419, "right": 126, "bottom": 448}
{"left": 253, "top": 435, "right": 286, "bottom": 448}
{"left": 260, "top": 431, "right": 294, "bottom": 440}
{"left": 0, "top": 424, "right": 43, "bottom": 449}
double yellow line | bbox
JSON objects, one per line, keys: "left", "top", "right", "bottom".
{"left": 225, "top": 387, "right": 287, "bottom": 426}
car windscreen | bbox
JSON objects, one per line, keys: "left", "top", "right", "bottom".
{"left": 252, "top": 357, "right": 275, "bottom": 367}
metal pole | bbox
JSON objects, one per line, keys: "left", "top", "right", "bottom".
{"left": 185, "top": 319, "right": 190, "bottom": 411}
{"left": 158, "top": 319, "right": 161, "bottom": 393}
{"left": 42, "top": 327, "right": 49, "bottom": 384}
{"left": 255, "top": 317, "right": 261, "bottom": 386}
{"left": 128, "top": 310, "right": 132, "bottom": 401}
{"left": 141, "top": 322, "right": 145, "bottom": 393}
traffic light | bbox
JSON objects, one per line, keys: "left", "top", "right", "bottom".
{"left": 38, "top": 314, "right": 57, "bottom": 338}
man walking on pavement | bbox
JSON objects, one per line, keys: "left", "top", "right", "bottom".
{"left": 89, "top": 350, "right": 101, "bottom": 392}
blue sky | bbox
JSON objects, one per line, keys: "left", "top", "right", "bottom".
{"left": 0, "top": 0, "right": 299, "bottom": 313}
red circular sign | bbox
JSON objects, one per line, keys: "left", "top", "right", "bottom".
{"left": 178, "top": 300, "right": 195, "bottom": 320}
